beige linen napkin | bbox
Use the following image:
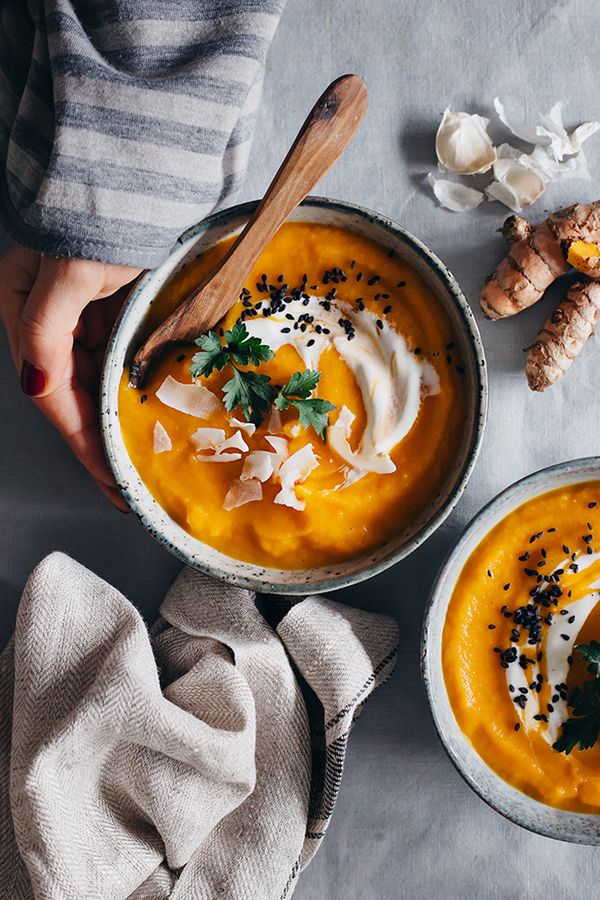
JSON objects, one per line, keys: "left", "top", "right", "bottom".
{"left": 0, "top": 553, "right": 398, "bottom": 899}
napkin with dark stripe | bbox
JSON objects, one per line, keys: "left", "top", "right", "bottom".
{"left": 0, "top": 553, "right": 398, "bottom": 899}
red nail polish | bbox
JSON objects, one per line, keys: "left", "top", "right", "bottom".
{"left": 20, "top": 361, "right": 46, "bottom": 397}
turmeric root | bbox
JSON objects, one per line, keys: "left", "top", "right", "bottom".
{"left": 526, "top": 281, "right": 600, "bottom": 391}
{"left": 479, "top": 202, "right": 600, "bottom": 320}
{"left": 567, "top": 240, "right": 600, "bottom": 279}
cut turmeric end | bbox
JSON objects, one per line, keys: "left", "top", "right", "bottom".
{"left": 567, "top": 240, "right": 600, "bottom": 279}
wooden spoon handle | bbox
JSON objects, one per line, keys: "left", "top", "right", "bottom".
{"left": 201, "top": 73, "right": 369, "bottom": 319}
{"left": 129, "top": 74, "right": 367, "bottom": 387}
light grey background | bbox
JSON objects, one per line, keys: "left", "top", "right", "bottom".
{"left": 2, "top": 1, "right": 600, "bottom": 897}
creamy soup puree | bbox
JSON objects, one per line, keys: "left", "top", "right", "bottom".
{"left": 443, "top": 480, "right": 600, "bottom": 813}
{"left": 119, "top": 222, "right": 467, "bottom": 569}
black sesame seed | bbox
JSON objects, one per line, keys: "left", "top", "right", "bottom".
{"left": 281, "top": 327, "right": 291, "bottom": 333}
{"left": 367, "top": 275, "right": 380, "bottom": 285}
{"left": 488, "top": 624, "right": 496, "bottom": 629}
{"left": 356, "top": 272, "right": 363, "bottom": 282}
{"left": 176, "top": 353, "right": 185, "bottom": 362}
{"left": 519, "top": 552, "right": 530, "bottom": 562}
{"left": 589, "top": 502, "right": 598, "bottom": 508}
{"left": 514, "top": 722, "right": 521, "bottom": 731}
{"left": 383, "top": 305, "right": 392, "bottom": 314}
{"left": 414, "top": 348, "right": 422, "bottom": 355}
{"left": 561, "top": 634, "right": 570, "bottom": 641}
{"left": 376, "top": 319, "right": 384, "bottom": 330}
{"left": 140, "top": 394, "right": 147, "bottom": 404}
{"left": 306, "top": 338, "right": 315, "bottom": 347}
{"left": 503, "top": 583, "right": 511, "bottom": 591}
{"left": 396, "top": 280, "right": 406, "bottom": 288}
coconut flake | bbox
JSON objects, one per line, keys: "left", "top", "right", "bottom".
{"left": 156, "top": 375, "right": 220, "bottom": 418}
{"left": 153, "top": 421, "right": 172, "bottom": 453}
{"left": 195, "top": 453, "right": 242, "bottom": 463}
{"left": 229, "top": 417, "right": 256, "bottom": 436}
{"left": 240, "top": 450, "right": 281, "bottom": 482}
{"left": 190, "top": 427, "right": 226, "bottom": 451}
{"left": 485, "top": 158, "right": 545, "bottom": 212}
{"left": 435, "top": 109, "right": 496, "bottom": 174}
{"left": 427, "top": 172, "right": 485, "bottom": 213}
{"left": 264, "top": 435, "right": 289, "bottom": 459}
{"left": 218, "top": 430, "right": 249, "bottom": 454}
{"left": 273, "top": 444, "right": 319, "bottom": 511}
{"left": 223, "top": 478, "right": 262, "bottom": 510}
{"left": 267, "top": 407, "right": 283, "bottom": 433}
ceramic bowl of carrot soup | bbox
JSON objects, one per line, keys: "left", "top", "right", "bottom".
{"left": 101, "top": 197, "right": 487, "bottom": 593}
{"left": 423, "top": 457, "right": 600, "bottom": 843}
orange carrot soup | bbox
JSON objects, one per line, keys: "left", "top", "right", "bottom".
{"left": 443, "top": 480, "right": 600, "bottom": 813}
{"left": 119, "top": 221, "right": 467, "bottom": 569}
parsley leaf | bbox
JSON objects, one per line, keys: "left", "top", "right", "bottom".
{"left": 274, "top": 369, "right": 336, "bottom": 439}
{"left": 279, "top": 369, "right": 321, "bottom": 400}
{"left": 225, "top": 323, "right": 274, "bottom": 367}
{"left": 553, "top": 642, "right": 600, "bottom": 755}
{"left": 189, "top": 327, "right": 334, "bottom": 435}
{"left": 222, "top": 368, "right": 273, "bottom": 425}
{"left": 577, "top": 639, "right": 600, "bottom": 676}
{"left": 190, "top": 331, "right": 229, "bottom": 378}
{"left": 289, "top": 397, "right": 336, "bottom": 440}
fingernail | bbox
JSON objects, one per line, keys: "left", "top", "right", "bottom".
{"left": 20, "top": 361, "right": 46, "bottom": 397}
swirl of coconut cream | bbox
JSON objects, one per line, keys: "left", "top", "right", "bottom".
{"left": 244, "top": 295, "right": 438, "bottom": 481}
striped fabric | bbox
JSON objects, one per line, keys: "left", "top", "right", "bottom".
{"left": 0, "top": 0, "right": 286, "bottom": 268}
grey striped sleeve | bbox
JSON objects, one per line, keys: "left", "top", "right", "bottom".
{"left": 0, "top": 0, "right": 286, "bottom": 268}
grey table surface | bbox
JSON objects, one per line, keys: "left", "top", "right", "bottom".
{"left": 3, "top": 1, "right": 600, "bottom": 897}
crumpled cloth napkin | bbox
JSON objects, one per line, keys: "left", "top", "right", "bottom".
{"left": 0, "top": 553, "right": 398, "bottom": 899}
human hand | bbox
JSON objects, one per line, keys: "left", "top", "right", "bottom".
{"left": 0, "top": 247, "right": 141, "bottom": 510}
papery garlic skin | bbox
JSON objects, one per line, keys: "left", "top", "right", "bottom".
{"left": 435, "top": 109, "right": 497, "bottom": 174}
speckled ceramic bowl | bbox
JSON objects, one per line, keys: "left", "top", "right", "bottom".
{"left": 422, "top": 457, "right": 600, "bottom": 843}
{"left": 101, "top": 196, "right": 487, "bottom": 594}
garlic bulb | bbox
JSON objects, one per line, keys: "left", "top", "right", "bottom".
{"left": 435, "top": 109, "right": 496, "bottom": 174}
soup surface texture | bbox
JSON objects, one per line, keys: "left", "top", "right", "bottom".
{"left": 443, "top": 480, "right": 600, "bottom": 813}
{"left": 119, "top": 221, "right": 466, "bottom": 568}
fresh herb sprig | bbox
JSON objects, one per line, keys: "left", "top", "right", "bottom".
{"left": 190, "top": 324, "right": 335, "bottom": 437}
{"left": 553, "top": 641, "right": 600, "bottom": 755}
{"left": 274, "top": 370, "right": 336, "bottom": 440}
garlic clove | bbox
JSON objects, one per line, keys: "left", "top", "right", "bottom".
{"left": 485, "top": 158, "right": 545, "bottom": 212}
{"left": 435, "top": 108, "right": 497, "bottom": 174}
{"left": 427, "top": 172, "right": 485, "bottom": 213}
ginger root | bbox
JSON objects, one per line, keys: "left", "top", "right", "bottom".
{"left": 480, "top": 201, "right": 600, "bottom": 391}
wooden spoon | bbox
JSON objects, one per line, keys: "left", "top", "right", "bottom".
{"left": 129, "top": 74, "right": 368, "bottom": 388}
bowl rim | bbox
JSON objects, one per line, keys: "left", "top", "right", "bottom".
{"left": 101, "top": 194, "right": 488, "bottom": 594}
{"left": 421, "top": 455, "right": 600, "bottom": 843}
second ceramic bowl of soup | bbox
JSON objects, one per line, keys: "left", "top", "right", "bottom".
{"left": 423, "top": 457, "right": 600, "bottom": 843}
